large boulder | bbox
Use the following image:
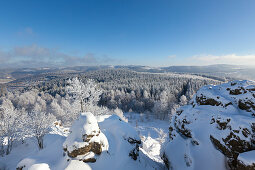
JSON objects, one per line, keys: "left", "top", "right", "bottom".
{"left": 63, "top": 112, "right": 108, "bottom": 163}
{"left": 162, "top": 80, "right": 255, "bottom": 170}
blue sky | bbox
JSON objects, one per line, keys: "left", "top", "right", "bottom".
{"left": 0, "top": 0, "right": 255, "bottom": 67}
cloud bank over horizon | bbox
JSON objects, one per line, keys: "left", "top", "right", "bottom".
{"left": 1, "top": 44, "right": 255, "bottom": 68}
{"left": 0, "top": 44, "right": 119, "bottom": 68}
{"left": 188, "top": 54, "right": 255, "bottom": 66}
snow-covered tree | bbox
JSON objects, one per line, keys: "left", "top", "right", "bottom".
{"left": 65, "top": 78, "right": 102, "bottom": 114}
{"left": 0, "top": 99, "right": 27, "bottom": 155}
{"left": 113, "top": 108, "right": 128, "bottom": 122}
{"left": 180, "top": 95, "right": 187, "bottom": 106}
{"left": 28, "top": 111, "right": 56, "bottom": 149}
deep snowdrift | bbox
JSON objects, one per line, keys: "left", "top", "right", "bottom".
{"left": 162, "top": 80, "right": 255, "bottom": 170}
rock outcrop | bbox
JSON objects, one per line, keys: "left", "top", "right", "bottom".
{"left": 163, "top": 80, "right": 255, "bottom": 170}
{"left": 63, "top": 112, "right": 108, "bottom": 163}
{"left": 236, "top": 150, "right": 255, "bottom": 170}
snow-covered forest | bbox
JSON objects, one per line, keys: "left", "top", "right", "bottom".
{"left": 1, "top": 0, "right": 255, "bottom": 168}
{"left": 0, "top": 69, "right": 223, "bottom": 168}
{"left": 0, "top": 68, "right": 255, "bottom": 170}
{"left": 11, "top": 69, "right": 221, "bottom": 118}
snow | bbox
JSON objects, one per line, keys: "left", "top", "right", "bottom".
{"left": 87, "top": 114, "right": 161, "bottom": 170}
{"left": 238, "top": 150, "right": 255, "bottom": 166}
{"left": 65, "top": 160, "right": 92, "bottom": 170}
{"left": 163, "top": 80, "right": 255, "bottom": 170}
{"left": 28, "top": 163, "right": 51, "bottom": 170}
{"left": 1, "top": 111, "right": 167, "bottom": 170}
{"left": 125, "top": 112, "right": 169, "bottom": 164}
{"left": 63, "top": 112, "right": 108, "bottom": 153}
{"left": 141, "top": 136, "right": 162, "bottom": 162}
{"left": 3, "top": 80, "right": 255, "bottom": 170}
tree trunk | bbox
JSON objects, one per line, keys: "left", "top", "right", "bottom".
{"left": 81, "top": 99, "right": 84, "bottom": 112}
{"left": 6, "top": 137, "right": 11, "bottom": 155}
{"left": 0, "top": 143, "right": 4, "bottom": 156}
{"left": 37, "top": 135, "right": 44, "bottom": 149}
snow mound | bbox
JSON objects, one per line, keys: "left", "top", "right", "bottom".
{"left": 63, "top": 114, "right": 160, "bottom": 169}
{"left": 88, "top": 114, "right": 159, "bottom": 170}
{"left": 16, "top": 158, "right": 50, "bottom": 170}
{"left": 28, "top": 163, "right": 50, "bottom": 170}
{"left": 63, "top": 112, "right": 108, "bottom": 162}
{"left": 65, "top": 160, "right": 92, "bottom": 170}
{"left": 163, "top": 80, "right": 255, "bottom": 170}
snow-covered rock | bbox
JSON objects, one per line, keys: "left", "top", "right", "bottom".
{"left": 28, "top": 163, "right": 51, "bottom": 170}
{"left": 7, "top": 112, "right": 161, "bottom": 170}
{"left": 63, "top": 112, "right": 108, "bottom": 163}
{"left": 236, "top": 150, "right": 255, "bottom": 169}
{"left": 99, "top": 114, "right": 142, "bottom": 161}
{"left": 162, "top": 80, "right": 255, "bottom": 170}
{"left": 16, "top": 158, "right": 50, "bottom": 170}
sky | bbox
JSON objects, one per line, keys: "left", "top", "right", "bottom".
{"left": 0, "top": 0, "right": 255, "bottom": 68}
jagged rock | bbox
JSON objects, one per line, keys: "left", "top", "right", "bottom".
{"left": 16, "top": 165, "right": 25, "bottom": 170}
{"left": 63, "top": 112, "right": 108, "bottom": 163}
{"left": 238, "top": 100, "right": 255, "bottom": 113}
{"left": 163, "top": 80, "right": 255, "bottom": 170}
{"left": 216, "top": 118, "right": 231, "bottom": 130}
{"left": 196, "top": 94, "right": 222, "bottom": 106}
{"left": 235, "top": 150, "right": 255, "bottom": 170}
{"left": 229, "top": 88, "right": 244, "bottom": 95}
{"left": 67, "top": 142, "right": 102, "bottom": 158}
{"left": 174, "top": 118, "right": 192, "bottom": 138}
{"left": 82, "top": 157, "right": 96, "bottom": 163}
{"left": 126, "top": 137, "right": 141, "bottom": 160}
{"left": 161, "top": 153, "right": 170, "bottom": 170}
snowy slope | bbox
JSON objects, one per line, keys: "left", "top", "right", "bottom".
{"left": 162, "top": 80, "right": 255, "bottom": 170}
{"left": 1, "top": 113, "right": 165, "bottom": 170}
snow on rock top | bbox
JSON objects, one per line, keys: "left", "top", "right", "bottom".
{"left": 162, "top": 80, "right": 255, "bottom": 170}
{"left": 237, "top": 150, "right": 255, "bottom": 166}
{"left": 16, "top": 159, "right": 51, "bottom": 170}
{"left": 28, "top": 163, "right": 51, "bottom": 170}
{"left": 63, "top": 112, "right": 108, "bottom": 162}
{"left": 63, "top": 114, "right": 160, "bottom": 170}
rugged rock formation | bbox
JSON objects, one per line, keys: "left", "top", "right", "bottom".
{"left": 236, "top": 150, "right": 255, "bottom": 170}
{"left": 163, "top": 80, "right": 255, "bottom": 170}
{"left": 63, "top": 112, "right": 108, "bottom": 163}
{"left": 127, "top": 137, "right": 141, "bottom": 160}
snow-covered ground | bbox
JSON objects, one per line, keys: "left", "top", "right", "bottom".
{"left": 0, "top": 112, "right": 169, "bottom": 170}
{"left": 125, "top": 112, "right": 169, "bottom": 164}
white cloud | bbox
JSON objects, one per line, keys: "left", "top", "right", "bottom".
{"left": 190, "top": 54, "right": 255, "bottom": 66}
{"left": 0, "top": 45, "right": 116, "bottom": 68}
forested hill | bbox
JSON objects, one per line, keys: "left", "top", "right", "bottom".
{"left": 83, "top": 69, "right": 223, "bottom": 113}
{"left": 0, "top": 69, "right": 223, "bottom": 121}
